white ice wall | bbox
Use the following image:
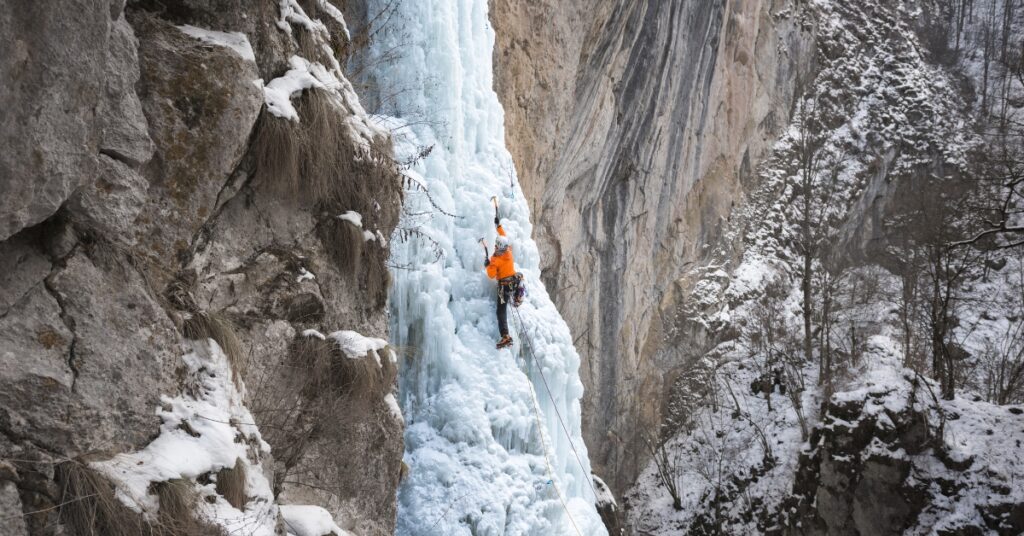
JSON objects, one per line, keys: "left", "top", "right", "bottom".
{"left": 363, "top": 0, "right": 607, "bottom": 534}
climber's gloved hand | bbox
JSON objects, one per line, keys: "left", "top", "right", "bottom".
{"left": 484, "top": 258, "right": 490, "bottom": 267}
{"left": 494, "top": 216, "right": 500, "bottom": 226}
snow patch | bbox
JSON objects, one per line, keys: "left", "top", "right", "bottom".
{"left": 177, "top": 25, "right": 256, "bottom": 62}
{"left": 337, "top": 210, "right": 363, "bottom": 227}
{"left": 297, "top": 267, "right": 315, "bottom": 283}
{"left": 329, "top": 330, "right": 387, "bottom": 362}
{"left": 281, "top": 504, "right": 350, "bottom": 536}
{"left": 302, "top": 329, "right": 327, "bottom": 340}
{"left": 385, "top": 393, "right": 404, "bottom": 423}
{"left": 263, "top": 56, "right": 325, "bottom": 121}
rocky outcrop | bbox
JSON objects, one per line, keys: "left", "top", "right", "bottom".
{"left": 0, "top": 2, "right": 403, "bottom": 535}
{"left": 492, "top": 0, "right": 816, "bottom": 495}
{"left": 784, "top": 375, "right": 1024, "bottom": 535}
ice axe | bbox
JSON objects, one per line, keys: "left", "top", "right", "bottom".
{"left": 478, "top": 238, "right": 489, "bottom": 262}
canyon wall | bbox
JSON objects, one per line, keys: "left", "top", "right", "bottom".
{"left": 0, "top": 1, "right": 403, "bottom": 534}
{"left": 491, "top": 0, "right": 816, "bottom": 495}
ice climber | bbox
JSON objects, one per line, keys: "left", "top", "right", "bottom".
{"left": 484, "top": 203, "right": 521, "bottom": 349}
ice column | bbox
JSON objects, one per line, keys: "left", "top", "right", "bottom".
{"left": 362, "top": 0, "right": 608, "bottom": 534}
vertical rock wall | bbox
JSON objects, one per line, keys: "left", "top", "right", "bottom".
{"left": 491, "top": 0, "right": 816, "bottom": 495}
{"left": 0, "top": 1, "right": 404, "bottom": 535}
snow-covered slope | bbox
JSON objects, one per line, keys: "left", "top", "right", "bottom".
{"left": 361, "top": 0, "right": 606, "bottom": 534}
{"left": 624, "top": 0, "right": 1024, "bottom": 534}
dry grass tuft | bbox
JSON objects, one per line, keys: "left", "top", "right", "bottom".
{"left": 214, "top": 459, "right": 248, "bottom": 510}
{"left": 254, "top": 87, "right": 386, "bottom": 211}
{"left": 252, "top": 111, "right": 301, "bottom": 194}
{"left": 249, "top": 81, "right": 403, "bottom": 311}
{"left": 182, "top": 311, "right": 246, "bottom": 380}
{"left": 152, "top": 479, "right": 223, "bottom": 536}
{"left": 364, "top": 256, "right": 392, "bottom": 309}
{"left": 56, "top": 461, "right": 147, "bottom": 536}
{"left": 319, "top": 217, "right": 365, "bottom": 277}
{"left": 291, "top": 336, "right": 386, "bottom": 402}
{"left": 297, "top": 88, "right": 349, "bottom": 204}
{"left": 55, "top": 462, "right": 223, "bottom": 536}
{"left": 399, "top": 460, "right": 410, "bottom": 483}
{"left": 249, "top": 333, "right": 396, "bottom": 497}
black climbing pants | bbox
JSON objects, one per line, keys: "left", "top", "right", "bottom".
{"left": 496, "top": 285, "right": 513, "bottom": 337}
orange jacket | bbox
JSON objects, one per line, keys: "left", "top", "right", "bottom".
{"left": 486, "top": 225, "right": 516, "bottom": 280}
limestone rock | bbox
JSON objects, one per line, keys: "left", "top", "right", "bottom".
{"left": 0, "top": 480, "right": 29, "bottom": 536}
{"left": 68, "top": 155, "right": 149, "bottom": 243}
{"left": 0, "top": 3, "right": 403, "bottom": 534}
{"left": 46, "top": 250, "right": 179, "bottom": 455}
{"left": 131, "top": 13, "right": 263, "bottom": 265}
{"left": 0, "top": 235, "right": 76, "bottom": 452}
{"left": 99, "top": 15, "right": 154, "bottom": 167}
{"left": 0, "top": 0, "right": 109, "bottom": 241}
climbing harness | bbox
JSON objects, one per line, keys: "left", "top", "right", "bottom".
{"left": 498, "top": 273, "right": 526, "bottom": 307}
{"left": 510, "top": 306, "right": 603, "bottom": 533}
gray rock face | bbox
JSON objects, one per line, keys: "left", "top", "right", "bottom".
{"left": 0, "top": 0, "right": 109, "bottom": 241}
{"left": 0, "top": 480, "right": 28, "bottom": 536}
{"left": 47, "top": 249, "right": 180, "bottom": 454}
{"left": 492, "top": 0, "right": 816, "bottom": 495}
{"left": 0, "top": 1, "right": 404, "bottom": 534}
{"left": 130, "top": 12, "right": 263, "bottom": 265}
{"left": 100, "top": 15, "right": 155, "bottom": 167}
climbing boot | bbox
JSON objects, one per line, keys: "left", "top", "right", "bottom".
{"left": 496, "top": 335, "right": 513, "bottom": 349}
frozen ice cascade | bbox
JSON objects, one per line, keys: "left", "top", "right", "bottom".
{"left": 362, "top": 0, "right": 607, "bottom": 534}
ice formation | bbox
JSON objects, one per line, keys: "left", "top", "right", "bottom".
{"left": 364, "top": 0, "right": 607, "bottom": 534}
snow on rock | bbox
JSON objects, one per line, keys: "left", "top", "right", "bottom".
{"left": 263, "top": 56, "right": 326, "bottom": 121}
{"left": 91, "top": 340, "right": 278, "bottom": 535}
{"left": 281, "top": 504, "right": 351, "bottom": 536}
{"left": 297, "top": 267, "right": 315, "bottom": 283}
{"left": 302, "top": 328, "right": 327, "bottom": 340}
{"left": 329, "top": 330, "right": 388, "bottom": 362}
{"left": 364, "top": 0, "right": 606, "bottom": 533}
{"left": 276, "top": 0, "right": 327, "bottom": 35}
{"left": 177, "top": 25, "right": 256, "bottom": 62}
{"left": 385, "top": 393, "right": 404, "bottom": 423}
{"left": 271, "top": 3, "right": 387, "bottom": 144}
{"left": 314, "top": 0, "right": 351, "bottom": 40}
{"left": 593, "top": 475, "right": 617, "bottom": 509}
{"left": 337, "top": 210, "right": 363, "bottom": 227}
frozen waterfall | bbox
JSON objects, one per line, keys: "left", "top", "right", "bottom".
{"left": 362, "top": 0, "right": 607, "bottom": 534}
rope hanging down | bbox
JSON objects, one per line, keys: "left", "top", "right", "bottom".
{"left": 525, "top": 373, "right": 584, "bottom": 536}
{"left": 510, "top": 306, "right": 603, "bottom": 510}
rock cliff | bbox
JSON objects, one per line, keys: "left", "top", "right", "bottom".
{"left": 0, "top": 1, "right": 403, "bottom": 535}
{"left": 491, "top": 0, "right": 816, "bottom": 495}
